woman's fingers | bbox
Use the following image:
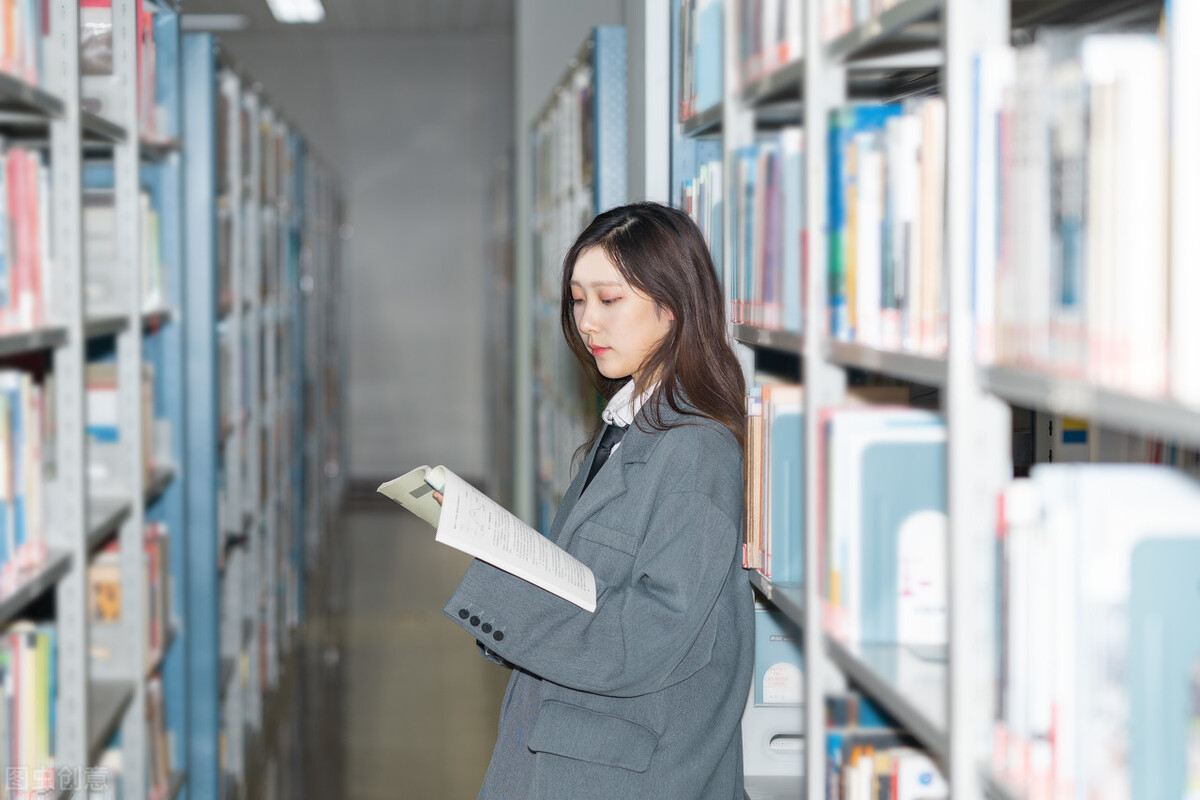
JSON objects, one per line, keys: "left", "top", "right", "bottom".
{"left": 433, "top": 490, "right": 444, "bottom": 505}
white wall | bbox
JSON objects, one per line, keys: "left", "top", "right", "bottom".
{"left": 219, "top": 32, "right": 514, "bottom": 481}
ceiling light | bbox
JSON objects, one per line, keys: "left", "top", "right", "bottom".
{"left": 264, "top": 0, "right": 325, "bottom": 24}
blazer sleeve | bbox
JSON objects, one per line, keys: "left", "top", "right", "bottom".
{"left": 441, "top": 441, "right": 743, "bottom": 698}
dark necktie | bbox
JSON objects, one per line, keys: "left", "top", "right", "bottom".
{"left": 582, "top": 423, "right": 627, "bottom": 495}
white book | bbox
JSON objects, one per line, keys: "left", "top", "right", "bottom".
{"left": 1083, "top": 36, "right": 1168, "bottom": 396}
{"left": 378, "top": 465, "right": 597, "bottom": 612}
{"left": 855, "top": 131, "right": 883, "bottom": 347}
{"left": 1172, "top": 0, "right": 1200, "bottom": 406}
{"left": 972, "top": 47, "right": 1015, "bottom": 364}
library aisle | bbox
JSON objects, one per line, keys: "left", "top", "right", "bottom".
{"left": 253, "top": 501, "right": 508, "bottom": 800}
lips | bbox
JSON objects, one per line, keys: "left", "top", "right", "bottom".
{"left": 589, "top": 346, "right": 610, "bottom": 356}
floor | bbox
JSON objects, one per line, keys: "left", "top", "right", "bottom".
{"left": 251, "top": 501, "right": 510, "bottom": 800}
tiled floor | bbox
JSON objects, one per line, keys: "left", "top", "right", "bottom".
{"left": 252, "top": 503, "right": 509, "bottom": 800}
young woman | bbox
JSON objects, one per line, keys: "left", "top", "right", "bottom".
{"left": 443, "top": 202, "right": 753, "bottom": 799}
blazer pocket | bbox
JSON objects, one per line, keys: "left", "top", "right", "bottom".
{"left": 527, "top": 700, "right": 659, "bottom": 773}
{"left": 576, "top": 520, "right": 640, "bottom": 556}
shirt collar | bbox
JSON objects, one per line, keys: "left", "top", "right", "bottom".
{"left": 602, "top": 380, "right": 656, "bottom": 428}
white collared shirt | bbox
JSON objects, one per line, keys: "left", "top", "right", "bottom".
{"left": 601, "top": 380, "right": 656, "bottom": 455}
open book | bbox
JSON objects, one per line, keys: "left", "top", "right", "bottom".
{"left": 377, "top": 466, "right": 597, "bottom": 612}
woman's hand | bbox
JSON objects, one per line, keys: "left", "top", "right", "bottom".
{"left": 433, "top": 490, "right": 444, "bottom": 505}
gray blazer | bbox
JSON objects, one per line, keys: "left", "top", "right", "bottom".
{"left": 443, "top": 402, "right": 754, "bottom": 799}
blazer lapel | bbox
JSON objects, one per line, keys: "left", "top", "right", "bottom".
{"left": 547, "top": 435, "right": 600, "bottom": 543}
{"left": 556, "top": 421, "right": 660, "bottom": 549}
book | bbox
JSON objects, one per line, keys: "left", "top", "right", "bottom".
{"left": 983, "top": 32, "right": 1172, "bottom": 397}
{"left": 377, "top": 465, "right": 598, "bottom": 613}
{"left": 995, "top": 465, "right": 1200, "bottom": 798}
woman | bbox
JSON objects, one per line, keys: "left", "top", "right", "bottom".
{"left": 443, "top": 202, "right": 753, "bottom": 799}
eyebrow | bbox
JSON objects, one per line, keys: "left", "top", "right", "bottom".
{"left": 569, "top": 279, "right": 625, "bottom": 289}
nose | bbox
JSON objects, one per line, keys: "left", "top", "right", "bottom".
{"left": 576, "top": 301, "right": 599, "bottom": 334}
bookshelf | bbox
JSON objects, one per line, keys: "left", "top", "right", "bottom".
{"left": 530, "top": 27, "right": 626, "bottom": 534}
{"left": 177, "top": 30, "right": 343, "bottom": 800}
{"left": 657, "top": 0, "right": 1200, "bottom": 797}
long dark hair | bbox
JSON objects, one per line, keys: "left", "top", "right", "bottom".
{"left": 560, "top": 202, "right": 746, "bottom": 465}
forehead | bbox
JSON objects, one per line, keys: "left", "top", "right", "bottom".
{"left": 571, "top": 247, "right": 626, "bottom": 286}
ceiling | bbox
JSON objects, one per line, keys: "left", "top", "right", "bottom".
{"left": 182, "top": 0, "right": 514, "bottom": 35}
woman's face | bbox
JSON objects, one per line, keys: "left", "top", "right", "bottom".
{"left": 570, "top": 246, "right": 673, "bottom": 385}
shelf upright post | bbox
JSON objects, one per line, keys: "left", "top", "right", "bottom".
{"left": 181, "top": 32, "right": 220, "bottom": 800}
{"left": 48, "top": 0, "right": 90, "bottom": 776}
{"left": 944, "top": 0, "right": 1011, "bottom": 796}
{"left": 261, "top": 106, "right": 280, "bottom": 688}
{"left": 803, "top": 0, "right": 849, "bottom": 796}
{"left": 217, "top": 66, "right": 246, "bottom": 786}
{"left": 111, "top": 0, "right": 148, "bottom": 793}
{"left": 242, "top": 87, "right": 265, "bottom": 722}
{"left": 289, "top": 132, "right": 307, "bottom": 630}
{"left": 150, "top": 7, "right": 191, "bottom": 786}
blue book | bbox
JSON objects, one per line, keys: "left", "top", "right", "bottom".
{"left": 754, "top": 605, "right": 802, "bottom": 705}
{"left": 859, "top": 434, "right": 947, "bottom": 645}
{"left": 740, "top": 146, "right": 758, "bottom": 312}
{"left": 10, "top": 385, "right": 24, "bottom": 556}
{"left": 695, "top": 0, "right": 723, "bottom": 112}
{"left": 828, "top": 105, "right": 903, "bottom": 339}
{"left": 765, "top": 386, "right": 803, "bottom": 583}
{"left": 780, "top": 128, "right": 804, "bottom": 332}
{"left": 1130, "top": 538, "right": 1200, "bottom": 798}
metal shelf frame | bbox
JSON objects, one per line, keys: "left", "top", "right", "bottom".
{"left": 0, "top": 550, "right": 72, "bottom": 628}
{"left": 87, "top": 680, "right": 136, "bottom": 766}
{"left": 824, "top": 635, "right": 950, "bottom": 767}
{"left": 825, "top": 0, "right": 943, "bottom": 64}
{"left": 984, "top": 365, "right": 1200, "bottom": 448}
{"left": 0, "top": 325, "right": 67, "bottom": 356}
{"left": 741, "top": 58, "right": 806, "bottom": 107}
{"left": 680, "top": 100, "right": 724, "bottom": 136}
{"left": 825, "top": 339, "right": 948, "bottom": 387}
{"left": 86, "top": 497, "right": 133, "bottom": 554}
{"left": 732, "top": 324, "right": 804, "bottom": 355}
{"left": 746, "top": 571, "right": 804, "bottom": 630}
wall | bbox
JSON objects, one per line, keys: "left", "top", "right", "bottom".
{"left": 219, "top": 31, "right": 514, "bottom": 482}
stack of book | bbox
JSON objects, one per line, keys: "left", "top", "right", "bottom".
{"left": 678, "top": 154, "right": 723, "bottom": 276}
{"left": 86, "top": 361, "right": 161, "bottom": 493}
{"left": 973, "top": 30, "right": 1190, "bottom": 402}
{"left": 83, "top": 188, "right": 167, "bottom": 313}
{"left": 819, "top": 403, "right": 946, "bottom": 647}
{"left": 0, "top": 0, "right": 48, "bottom": 88}
{"left": 743, "top": 383, "right": 804, "bottom": 582}
{"left": 730, "top": 127, "right": 804, "bottom": 331}
{"left": 0, "top": 147, "right": 50, "bottom": 335}
{"left": 88, "top": 523, "right": 172, "bottom": 670}
{"left": 825, "top": 692, "right": 946, "bottom": 799}
{"left": 81, "top": 0, "right": 169, "bottom": 137}
{"left": 143, "top": 522, "right": 171, "bottom": 669}
{"left": 828, "top": 99, "right": 947, "bottom": 354}
{"left": 0, "top": 370, "right": 48, "bottom": 592}
{"left": 822, "top": 0, "right": 905, "bottom": 43}
{"left": 679, "top": 0, "right": 723, "bottom": 120}
{"left": 995, "top": 464, "right": 1200, "bottom": 799}
{"left": 736, "top": 0, "right": 804, "bottom": 87}
{"left": 0, "top": 622, "right": 56, "bottom": 781}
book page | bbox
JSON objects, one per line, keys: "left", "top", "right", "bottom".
{"left": 376, "top": 466, "right": 442, "bottom": 528}
{"left": 433, "top": 467, "right": 597, "bottom": 613}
